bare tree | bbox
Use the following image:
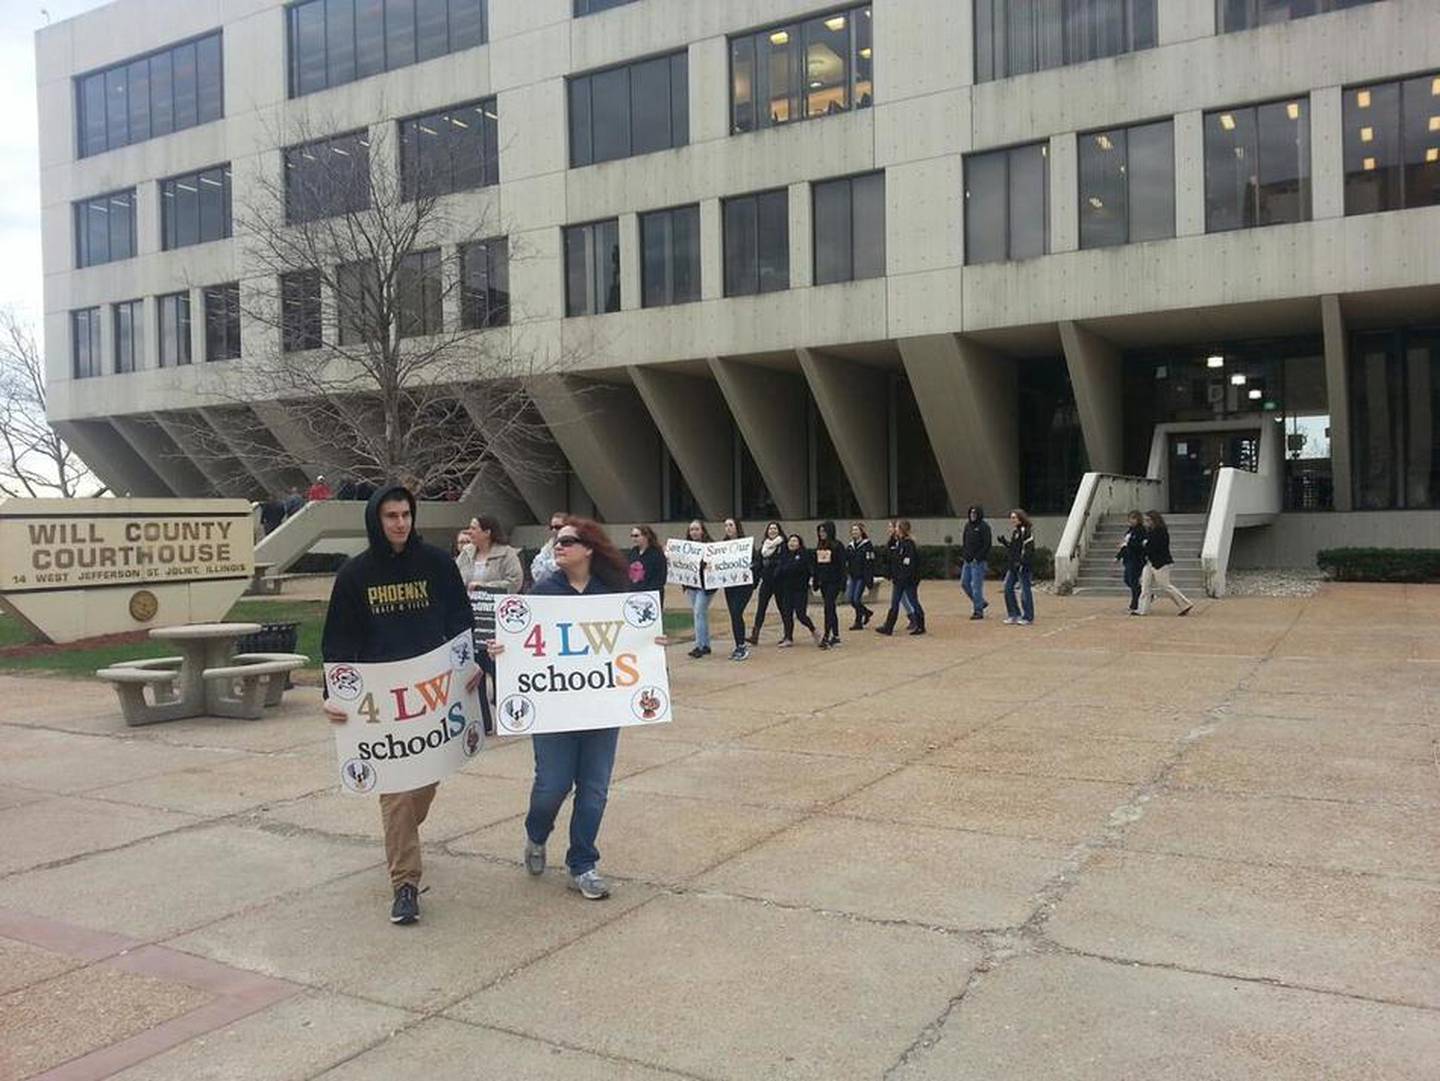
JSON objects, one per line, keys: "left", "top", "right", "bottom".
{"left": 0, "top": 308, "right": 106, "bottom": 498}
{"left": 179, "top": 112, "right": 576, "bottom": 500}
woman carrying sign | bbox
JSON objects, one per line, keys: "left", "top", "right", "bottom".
{"left": 682, "top": 519, "right": 716, "bottom": 659}
{"left": 721, "top": 517, "right": 759, "bottom": 661}
{"left": 489, "top": 517, "right": 663, "bottom": 900}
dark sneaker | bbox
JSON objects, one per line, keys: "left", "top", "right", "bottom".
{"left": 830, "top": 636, "right": 842, "bottom": 648}
{"left": 524, "top": 839, "right": 546, "bottom": 876}
{"left": 390, "top": 883, "right": 419, "bottom": 925}
{"left": 875, "top": 626, "right": 894, "bottom": 636}
{"left": 969, "top": 612, "right": 984, "bottom": 621}
{"left": 569, "top": 869, "right": 611, "bottom": 900}
{"left": 688, "top": 646, "right": 704, "bottom": 658}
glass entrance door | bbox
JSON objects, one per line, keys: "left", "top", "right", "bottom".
{"left": 1168, "top": 430, "right": 1260, "bottom": 513}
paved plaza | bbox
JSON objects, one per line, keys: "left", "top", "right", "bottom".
{"left": 1, "top": 584, "right": 1437, "bottom": 1080}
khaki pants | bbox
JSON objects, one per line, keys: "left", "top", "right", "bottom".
{"left": 1139, "top": 564, "right": 1192, "bottom": 614}
{"left": 379, "top": 783, "right": 438, "bottom": 889}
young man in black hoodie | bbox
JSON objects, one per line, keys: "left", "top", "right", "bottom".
{"left": 322, "top": 484, "right": 478, "bottom": 926}
{"left": 959, "top": 505, "right": 992, "bottom": 620}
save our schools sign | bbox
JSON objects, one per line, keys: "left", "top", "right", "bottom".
{"left": 492, "top": 591, "right": 672, "bottom": 736}
{"left": 324, "top": 631, "right": 484, "bottom": 795}
{"left": 663, "top": 537, "right": 753, "bottom": 589}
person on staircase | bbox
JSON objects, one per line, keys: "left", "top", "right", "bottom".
{"left": 813, "top": 520, "right": 846, "bottom": 647}
{"left": 876, "top": 519, "right": 925, "bottom": 636}
{"left": 776, "top": 533, "right": 824, "bottom": 648}
{"left": 1000, "top": 509, "right": 1036, "bottom": 625}
{"left": 746, "top": 521, "right": 786, "bottom": 646}
{"left": 1115, "top": 510, "right": 1147, "bottom": 615}
{"left": 1138, "top": 510, "right": 1194, "bottom": 617}
{"left": 960, "top": 505, "right": 992, "bottom": 620}
{"left": 845, "top": 522, "right": 877, "bottom": 630}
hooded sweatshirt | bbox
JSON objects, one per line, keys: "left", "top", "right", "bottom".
{"left": 812, "top": 520, "right": 845, "bottom": 590}
{"left": 961, "top": 505, "right": 992, "bottom": 563}
{"left": 321, "top": 485, "right": 473, "bottom": 665}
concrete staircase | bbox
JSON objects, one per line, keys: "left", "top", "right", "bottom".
{"left": 1072, "top": 514, "right": 1207, "bottom": 597}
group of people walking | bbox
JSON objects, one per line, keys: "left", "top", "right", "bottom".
{"left": 1115, "top": 510, "right": 1194, "bottom": 616}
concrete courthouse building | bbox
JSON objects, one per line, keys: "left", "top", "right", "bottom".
{"left": 34, "top": 0, "right": 1440, "bottom": 569}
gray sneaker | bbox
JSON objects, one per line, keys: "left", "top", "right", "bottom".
{"left": 569, "top": 869, "right": 611, "bottom": 900}
{"left": 524, "top": 839, "right": 545, "bottom": 876}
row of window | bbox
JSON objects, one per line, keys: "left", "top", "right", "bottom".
{"left": 77, "top": 32, "right": 222, "bottom": 158}
{"left": 71, "top": 285, "right": 240, "bottom": 378}
{"left": 73, "top": 166, "right": 233, "bottom": 269}
{"left": 970, "top": 72, "right": 1440, "bottom": 263}
{"left": 563, "top": 173, "right": 886, "bottom": 317}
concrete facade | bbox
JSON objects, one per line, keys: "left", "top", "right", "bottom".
{"left": 35, "top": 0, "right": 1440, "bottom": 567}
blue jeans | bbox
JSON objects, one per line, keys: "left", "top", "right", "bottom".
{"left": 1003, "top": 566, "right": 1034, "bottom": 622}
{"left": 526, "top": 727, "right": 620, "bottom": 876}
{"left": 687, "top": 588, "right": 715, "bottom": 649}
{"left": 961, "top": 560, "right": 987, "bottom": 614}
{"left": 845, "top": 577, "right": 867, "bottom": 605}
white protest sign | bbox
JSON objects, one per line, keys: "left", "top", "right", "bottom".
{"left": 325, "top": 631, "right": 484, "bottom": 795}
{"left": 664, "top": 539, "right": 705, "bottom": 588}
{"left": 492, "top": 591, "right": 672, "bottom": 736}
{"left": 702, "top": 537, "right": 755, "bottom": 588}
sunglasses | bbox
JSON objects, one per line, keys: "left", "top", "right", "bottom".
{"left": 629, "top": 532, "right": 642, "bottom": 538}
{"left": 549, "top": 523, "right": 563, "bottom": 531}
{"left": 554, "top": 535, "right": 584, "bottom": 548}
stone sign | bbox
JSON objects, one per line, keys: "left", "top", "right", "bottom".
{"left": 0, "top": 498, "right": 255, "bottom": 643}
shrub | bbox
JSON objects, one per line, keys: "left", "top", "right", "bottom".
{"left": 1316, "top": 548, "right": 1440, "bottom": 583}
{"left": 910, "top": 545, "right": 1054, "bottom": 581}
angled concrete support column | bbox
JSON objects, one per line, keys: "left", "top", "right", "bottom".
{"left": 456, "top": 388, "right": 572, "bottom": 523}
{"left": 796, "top": 347, "right": 889, "bottom": 517}
{"left": 898, "top": 334, "right": 1018, "bottom": 514}
{"left": 1321, "top": 294, "right": 1354, "bottom": 512}
{"left": 707, "top": 355, "right": 808, "bottom": 519}
{"left": 462, "top": 460, "right": 535, "bottom": 529}
{"left": 51, "top": 419, "right": 172, "bottom": 497}
{"left": 629, "top": 365, "right": 734, "bottom": 519}
{"left": 1059, "top": 321, "right": 1125, "bottom": 475}
{"left": 529, "top": 376, "right": 662, "bottom": 522}
{"left": 250, "top": 400, "right": 329, "bottom": 482}
{"left": 112, "top": 415, "right": 215, "bottom": 496}
{"left": 153, "top": 413, "right": 253, "bottom": 498}
{"left": 200, "top": 407, "right": 290, "bottom": 497}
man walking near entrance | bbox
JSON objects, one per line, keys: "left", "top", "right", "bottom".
{"left": 959, "top": 505, "right": 992, "bottom": 620}
{"left": 322, "top": 484, "right": 479, "bottom": 925}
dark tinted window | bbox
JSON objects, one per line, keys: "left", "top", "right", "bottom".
{"left": 569, "top": 51, "right": 688, "bottom": 166}
{"left": 74, "top": 189, "right": 136, "bottom": 268}
{"left": 974, "top": 0, "right": 1156, "bottom": 82}
{"left": 72, "top": 308, "right": 103, "bottom": 379}
{"left": 282, "top": 271, "right": 323, "bottom": 352}
{"left": 114, "top": 299, "right": 143, "bottom": 374}
{"left": 398, "top": 249, "right": 443, "bottom": 337}
{"left": 1204, "top": 98, "right": 1310, "bottom": 232}
{"left": 964, "top": 144, "right": 1048, "bottom": 264}
{"left": 158, "top": 292, "right": 192, "bottom": 368}
{"left": 1349, "top": 328, "right": 1440, "bottom": 510}
{"left": 337, "top": 261, "right": 383, "bottom": 345}
{"left": 640, "top": 205, "right": 701, "bottom": 308}
{"left": 1079, "top": 121, "right": 1174, "bottom": 249}
{"left": 161, "top": 165, "right": 232, "bottom": 250}
{"left": 204, "top": 284, "right": 241, "bottom": 361}
{"left": 284, "top": 130, "right": 372, "bottom": 223}
{"left": 1218, "top": 0, "right": 1381, "bottom": 32}
{"left": 287, "top": 0, "right": 488, "bottom": 98}
{"left": 399, "top": 98, "right": 498, "bottom": 199}
{"left": 574, "top": 0, "right": 639, "bottom": 14}
{"left": 723, "top": 189, "right": 790, "bottom": 297}
{"left": 75, "top": 31, "right": 222, "bottom": 157}
{"left": 813, "top": 172, "right": 885, "bottom": 285}
{"left": 1343, "top": 73, "right": 1440, "bottom": 217}
{"left": 564, "top": 219, "right": 621, "bottom": 316}
{"left": 730, "top": 6, "right": 873, "bottom": 134}
{"left": 461, "top": 238, "right": 509, "bottom": 328}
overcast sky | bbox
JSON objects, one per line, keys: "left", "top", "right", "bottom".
{"left": 0, "top": 0, "right": 108, "bottom": 334}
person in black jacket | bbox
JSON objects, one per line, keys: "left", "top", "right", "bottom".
{"left": 1139, "top": 510, "right": 1194, "bottom": 616}
{"left": 880, "top": 519, "right": 918, "bottom": 630}
{"left": 1115, "top": 510, "right": 1147, "bottom": 615}
{"left": 813, "top": 520, "right": 846, "bottom": 647}
{"left": 845, "top": 522, "right": 876, "bottom": 630}
{"left": 626, "top": 524, "right": 668, "bottom": 610}
{"left": 721, "top": 517, "right": 759, "bottom": 661}
{"left": 776, "top": 533, "right": 823, "bottom": 648}
{"left": 876, "top": 518, "right": 926, "bottom": 636}
{"left": 322, "top": 484, "right": 479, "bottom": 926}
{"left": 1000, "top": 509, "right": 1036, "bottom": 625}
{"left": 959, "top": 504, "right": 992, "bottom": 620}
{"left": 747, "top": 520, "right": 785, "bottom": 645}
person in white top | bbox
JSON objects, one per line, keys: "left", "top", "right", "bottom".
{"left": 529, "top": 510, "right": 568, "bottom": 587}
